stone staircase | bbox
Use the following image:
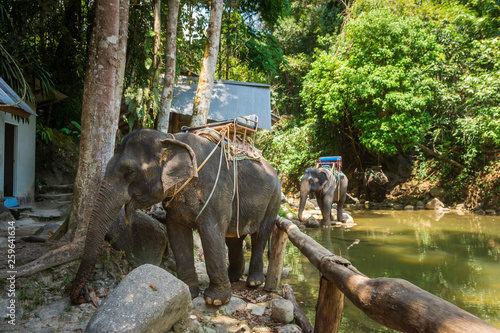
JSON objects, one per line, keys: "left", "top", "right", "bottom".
{"left": 1, "top": 184, "right": 74, "bottom": 244}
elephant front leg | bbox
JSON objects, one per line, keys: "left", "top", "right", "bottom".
{"left": 226, "top": 236, "right": 245, "bottom": 283}
{"left": 337, "top": 195, "right": 346, "bottom": 223}
{"left": 166, "top": 222, "right": 199, "bottom": 298}
{"left": 199, "top": 222, "right": 232, "bottom": 306}
{"left": 319, "top": 196, "right": 333, "bottom": 227}
{"left": 247, "top": 232, "right": 268, "bottom": 287}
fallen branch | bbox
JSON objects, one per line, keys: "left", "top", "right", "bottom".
{"left": 418, "top": 144, "right": 465, "bottom": 170}
{"left": 283, "top": 284, "right": 313, "bottom": 333}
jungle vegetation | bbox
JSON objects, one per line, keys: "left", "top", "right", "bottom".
{"left": 1, "top": 0, "right": 499, "bottom": 206}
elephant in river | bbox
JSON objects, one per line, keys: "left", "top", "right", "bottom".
{"left": 298, "top": 167, "right": 348, "bottom": 227}
{"left": 70, "top": 128, "right": 281, "bottom": 306}
{"left": 357, "top": 166, "right": 389, "bottom": 202}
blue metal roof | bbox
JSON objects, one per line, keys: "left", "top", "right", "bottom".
{"left": 0, "top": 77, "right": 37, "bottom": 117}
{"left": 171, "top": 76, "right": 272, "bottom": 130}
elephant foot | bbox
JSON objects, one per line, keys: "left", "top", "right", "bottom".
{"left": 247, "top": 272, "right": 265, "bottom": 288}
{"left": 204, "top": 285, "right": 232, "bottom": 306}
{"left": 188, "top": 284, "right": 200, "bottom": 299}
{"left": 228, "top": 270, "right": 244, "bottom": 283}
{"left": 321, "top": 221, "right": 332, "bottom": 228}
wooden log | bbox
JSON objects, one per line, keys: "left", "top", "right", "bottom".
{"left": 314, "top": 276, "right": 344, "bottom": 333}
{"left": 283, "top": 283, "right": 314, "bottom": 333}
{"left": 264, "top": 224, "right": 288, "bottom": 292}
{"left": 275, "top": 216, "right": 500, "bottom": 333}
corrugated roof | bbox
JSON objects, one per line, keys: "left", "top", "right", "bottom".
{"left": 171, "top": 76, "right": 272, "bottom": 130}
{"left": 0, "top": 77, "right": 37, "bottom": 118}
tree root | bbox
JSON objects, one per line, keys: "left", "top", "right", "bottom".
{"left": 0, "top": 237, "right": 85, "bottom": 279}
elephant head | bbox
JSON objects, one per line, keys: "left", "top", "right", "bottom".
{"left": 70, "top": 129, "right": 198, "bottom": 304}
{"left": 298, "top": 168, "right": 330, "bottom": 221}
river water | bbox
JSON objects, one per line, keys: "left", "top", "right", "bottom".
{"left": 280, "top": 210, "right": 500, "bottom": 332}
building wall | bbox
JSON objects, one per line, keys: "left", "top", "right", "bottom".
{"left": 0, "top": 112, "right": 36, "bottom": 204}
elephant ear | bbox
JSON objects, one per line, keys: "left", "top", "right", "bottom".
{"left": 159, "top": 139, "right": 198, "bottom": 193}
{"left": 318, "top": 169, "right": 330, "bottom": 185}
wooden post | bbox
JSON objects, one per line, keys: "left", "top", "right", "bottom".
{"left": 264, "top": 224, "right": 288, "bottom": 292}
{"left": 315, "top": 276, "right": 344, "bottom": 333}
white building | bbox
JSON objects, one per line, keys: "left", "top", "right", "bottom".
{"left": 0, "top": 77, "right": 37, "bottom": 205}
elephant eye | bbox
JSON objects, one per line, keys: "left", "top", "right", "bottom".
{"left": 124, "top": 168, "right": 136, "bottom": 180}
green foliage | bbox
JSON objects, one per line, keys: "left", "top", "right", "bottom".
{"left": 60, "top": 121, "right": 81, "bottom": 141}
{"left": 124, "top": 85, "right": 158, "bottom": 130}
{"left": 302, "top": 8, "right": 441, "bottom": 156}
{"left": 36, "top": 124, "right": 53, "bottom": 144}
{"left": 257, "top": 118, "right": 320, "bottom": 190}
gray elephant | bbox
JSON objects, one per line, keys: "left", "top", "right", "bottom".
{"left": 358, "top": 166, "right": 389, "bottom": 202}
{"left": 298, "top": 167, "right": 348, "bottom": 227}
{"left": 70, "top": 128, "right": 281, "bottom": 306}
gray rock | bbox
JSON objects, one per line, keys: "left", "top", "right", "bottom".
{"left": 280, "top": 192, "right": 287, "bottom": 203}
{"left": 416, "top": 201, "right": 425, "bottom": 210}
{"left": 474, "top": 209, "right": 486, "bottom": 215}
{"left": 106, "top": 209, "right": 167, "bottom": 266}
{"left": 36, "top": 297, "right": 72, "bottom": 320}
{"left": 425, "top": 198, "right": 444, "bottom": 210}
{"left": 35, "top": 222, "right": 63, "bottom": 236}
{"left": 173, "top": 314, "right": 204, "bottom": 333}
{"left": 0, "top": 298, "right": 24, "bottom": 324}
{"left": 485, "top": 209, "right": 497, "bottom": 215}
{"left": 271, "top": 299, "right": 294, "bottom": 323}
{"left": 191, "top": 296, "right": 246, "bottom": 315}
{"left": 305, "top": 216, "right": 319, "bottom": 228}
{"left": 308, "top": 199, "right": 319, "bottom": 209}
{"left": 251, "top": 306, "right": 266, "bottom": 316}
{"left": 86, "top": 264, "right": 192, "bottom": 333}
{"left": 393, "top": 204, "right": 404, "bottom": 210}
{"left": 404, "top": 205, "right": 414, "bottom": 211}
{"left": 275, "top": 324, "right": 302, "bottom": 332}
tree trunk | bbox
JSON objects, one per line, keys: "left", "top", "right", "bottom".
{"left": 190, "top": 0, "right": 223, "bottom": 127}
{"left": 114, "top": 0, "right": 130, "bottom": 140}
{"left": 66, "top": 0, "right": 124, "bottom": 240}
{"left": 157, "top": 0, "right": 180, "bottom": 133}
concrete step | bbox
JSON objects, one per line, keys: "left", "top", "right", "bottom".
{"left": 37, "top": 193, "right": 73, "bottom": 201}
{"left": 37, "top": 184, "right": 74, "bottom": 194}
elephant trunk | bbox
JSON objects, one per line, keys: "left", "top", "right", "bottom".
{"left": 70, "top": 185, "right": 123, "bottom": 304}
{"left": 298, "top": 179, "right": 310, "bottom": 222}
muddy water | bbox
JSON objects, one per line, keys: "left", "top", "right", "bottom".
{"left": 281, "top": 210, "right": 500, "bottom": 332}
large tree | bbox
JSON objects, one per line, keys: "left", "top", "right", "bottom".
{"left": 157, "top": 0, "right": 180, "bottom": 133}
{"left": 65, "top": 0, "right": 126, "bottom": 240}
{"left": 9, "top": 0, "right": 130, "bottom": 278}
{"left": 190, "top": 0, "right": 224, "bottom": 127}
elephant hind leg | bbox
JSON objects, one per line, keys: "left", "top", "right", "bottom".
{"left": 226, "top": 236, "right": 246, "bottom": 283}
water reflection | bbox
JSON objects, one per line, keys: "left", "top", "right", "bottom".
{"left": 281, "top": 210, "right": 500, "bottom": 332}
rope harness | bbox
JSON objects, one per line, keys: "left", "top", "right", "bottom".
{"left": 164, "top": 126, "right": 262, "bottom": 238}
{"left": 320, "top": 167, "right": 344, "bottom": 202}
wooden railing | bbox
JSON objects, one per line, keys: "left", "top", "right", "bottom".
{"left": 264, "top": 217, "right": 500, "bottom": 333}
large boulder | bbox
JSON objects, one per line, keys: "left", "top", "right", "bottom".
{"left": 106, "top": 209, "right": 167, "bottom": 266}
{"left": 86, "top": 264, "right": 192, "bottom": 333}
{"left": 425, "top": 198, "right": 445, "bottom": 210}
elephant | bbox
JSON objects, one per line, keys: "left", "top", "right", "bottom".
{"left": 70, "top": 128, "right": 281, "bottom": 306}
{"left": 357, "top": 166, "right": 389, "bottom": 202}
{"left": 298, "top": 167, "right": 348, "bottom": 227}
